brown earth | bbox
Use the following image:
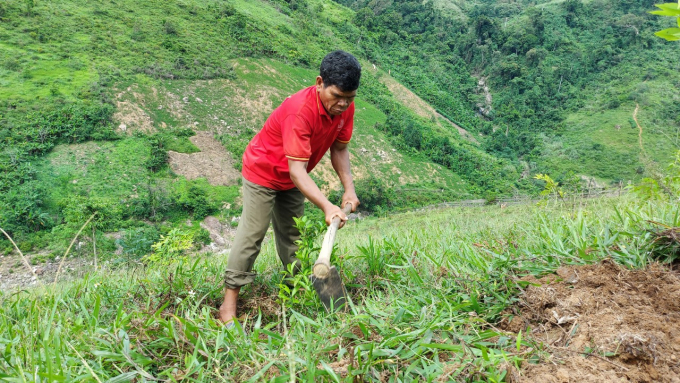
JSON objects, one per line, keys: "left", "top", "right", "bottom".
{"left": 0, "top": 251, "right": 95, "bottom": 291}
{"left": 113, "top": 85, "right": 156, "bottom": 133}
{"left": 503, "top": 260, "right": 680, "bottom": 383}
{"left": 167, "top": 131, "right": 240, "bottom": 186}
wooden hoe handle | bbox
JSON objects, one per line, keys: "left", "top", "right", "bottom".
{"left": 313, "top": 203, "right": 353, "bottom": 278}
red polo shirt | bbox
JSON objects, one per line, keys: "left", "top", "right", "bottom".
{"left": 242, "top": 86, "right": 354, "bottom": 190}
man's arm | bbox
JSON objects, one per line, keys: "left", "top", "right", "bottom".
{"left": 330, "top": 141, "right": 359, "bottom": 212}
{"left": 288, "top": 160, "right": 348, "bottom": 227}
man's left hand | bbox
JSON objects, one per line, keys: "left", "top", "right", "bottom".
{"left": 341, "top": 192, "right": 360, "bottom": 213}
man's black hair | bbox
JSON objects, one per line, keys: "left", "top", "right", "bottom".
{"left": 319, "top": 50, "right": 361, "bottom": 92}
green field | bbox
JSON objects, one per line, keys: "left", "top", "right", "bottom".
{"left": 1, "top": 193, "right": 677, "bottom": 381}
{"left": 1, "top": 1, "right": 680, "bottom": 380}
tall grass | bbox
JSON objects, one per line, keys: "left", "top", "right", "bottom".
{"left": 0, "top": 195, "right": 676, "bottom": 381}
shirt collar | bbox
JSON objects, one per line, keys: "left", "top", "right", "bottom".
{"left": 315, "top": 89, "right": 333, "bottom": 122}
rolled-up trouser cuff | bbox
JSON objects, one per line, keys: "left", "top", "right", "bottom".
{"left": 224, "top": 269, "right": 257, "bottom": 289}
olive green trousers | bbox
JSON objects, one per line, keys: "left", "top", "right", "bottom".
{"left": 224, "top": 178, "right": 305, "bottom": 289}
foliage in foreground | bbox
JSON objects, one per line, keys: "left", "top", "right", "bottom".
{"left": 650, "top": 2, "right": 680, "bottom": 40}
{"left": 1, "top": 193, "right": 678, "bottom": 381}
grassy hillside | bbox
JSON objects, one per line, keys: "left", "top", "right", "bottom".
{"left": 1, "top": 193, "right": 678, "bottom": 381}
{"left": 336, "top": 0, "right": 680, "bottom": 186}
{"left": 1, "top": 0, "right": 488, "bottom": 256}
{"left": 1, "top": 0, "right": 679, "bottom": 268}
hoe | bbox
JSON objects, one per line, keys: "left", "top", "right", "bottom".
{"left": 311, "top": 203, "right": 352, "bottom": 311}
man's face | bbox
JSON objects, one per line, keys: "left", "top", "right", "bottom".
{"left": 315, "top": 76, "right": 357, "bottom": 116}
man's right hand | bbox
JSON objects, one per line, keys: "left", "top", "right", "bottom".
{"left": 323, "top": 205, "right": 349, "bottom": 228}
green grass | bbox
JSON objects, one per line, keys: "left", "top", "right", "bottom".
{"left": 540, "top": 62, "right": 680, "bottom": 183}
{"left": 1, "top": 194, "right": 676, "bottom": 381}
{"left": 36, "top": 138, "right": 151, "bottom": 211}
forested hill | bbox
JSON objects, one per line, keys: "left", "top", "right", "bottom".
{"left": 338, "top": 0, "right": 680, "bottom": 183}
{"left": 0, "top": 0, "right": 678, "bottom": 252}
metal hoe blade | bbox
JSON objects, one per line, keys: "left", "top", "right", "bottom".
{"left": 311, "top": 266, "right": 347, "bottom": 312}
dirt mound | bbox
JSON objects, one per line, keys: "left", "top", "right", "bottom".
{"left": 506, "top": 260, "right": 680, "bottom": 383}
{"left": 167, "top": 131, "right": 240, "bottom": 186}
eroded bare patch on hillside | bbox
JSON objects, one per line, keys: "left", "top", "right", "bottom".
{"left": 113, "top": 86, "right": 155, "bottom": 134}
{"left": 226, "top": 86, "right": 281, "bottom": 126}
{"left": 167, "top": 131, "right": 240, "bottom": 186}
{"left": 380, "top": 73, "right": 437, "bottom": 119}
{"left": 373, "top": 66, "right": 479, "bottom": 144}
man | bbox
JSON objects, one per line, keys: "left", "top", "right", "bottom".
{"left": 219, "top": 50, "right": 361, "bottom": 324}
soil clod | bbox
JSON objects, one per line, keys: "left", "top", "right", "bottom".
{"left": 508, "top": 260, "right": 680, "bottom": 383}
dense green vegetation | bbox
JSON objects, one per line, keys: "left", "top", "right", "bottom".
{"left": 0, "top": 0, "right": 483, "bottom": 247}
{"left": 1, "top": 191, "right": 678, "bottom": 380}
{"left": 1, "top": 0, "right": 678, "bottom": 261}
{"left": 338, "top": 0, "right": 680, "bottom": 181}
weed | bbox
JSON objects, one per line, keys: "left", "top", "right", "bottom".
{"left": 145, "top": 227, "right": 195, "bottom": 265}
{"left": 116, "top": 225, "right": 161, "bottom": 260}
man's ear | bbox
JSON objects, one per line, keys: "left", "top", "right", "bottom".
{"left": 315, "top": 76, "right": 324, "bottom": 92}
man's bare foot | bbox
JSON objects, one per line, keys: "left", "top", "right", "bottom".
{"left": 219, "top": 287, "right": 240, "bottom": 324}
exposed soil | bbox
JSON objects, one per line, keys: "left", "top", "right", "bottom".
{"left": 222, "top": 85, "right": 280, "bottom": 128}
{"left": 504, "top": 260, "right": 680, "bottom": 383}
{"left": 199, "top": 215, "right": 237, "bottom": 254}
{"left": 167, "top": 131, "right": 240, "bottom": 186}
{"left": 113, "top": 86, "right": 156, "bottom": 133}
{"left": 437, "top": 113, "right": 480, "bottom": 144}
{"left": 633, "top": 103, "right": 644, "bottom": 152}
{"left": 0, "top": 252, "right": 94, "bottom": 292}
{"left": 378, "top": 71, "right": 437, "bottom": 120}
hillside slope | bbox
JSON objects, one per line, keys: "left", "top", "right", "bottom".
{"left": 336, "top": 0, "right": 680, "bottom": 185}
{"left": 1, "top": 0, "right": 490, "bottom": 256}
{"left": 2, "top": 0, "right": 679, "bottom": 254}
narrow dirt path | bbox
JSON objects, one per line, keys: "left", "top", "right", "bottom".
{"left": 633, "top": 103, "right": 644, "bottom": 153}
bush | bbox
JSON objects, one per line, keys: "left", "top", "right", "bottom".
{"left": 353, "top": 178, "right": 395, "bottom": 213}
{"left": 146, "top": 135, "right": 168, "bottom": 172}
{"left": 173, "top": 184, "right": 218, "bottom": 220}
{"left": 2, "top": 58, "right": 20, "bottom": 71}
{"left": 193, "top": 227, "right": 211, "bottom": 247}
{"left": 163, "top": 20, "right": 178, "bottom": 35}
{"left": 145, "top": 228, "right": 195, "bottom": 265}
{"left": 116, "top": 226, "right": 161, "bottom": 259}
{"left": 59, "top": 195, "right": 124, "bottom": 232}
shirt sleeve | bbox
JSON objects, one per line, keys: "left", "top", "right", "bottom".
{"left": 335, "top": 103, "right": 354, "bottom": 144}
{"left": 282, "top": 114, "right": 312, "bottom": 161}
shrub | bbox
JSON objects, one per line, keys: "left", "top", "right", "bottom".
{"left": 59, "top": 195, "right": 124, "bottom": 232}
{"left": 192, "top": 227, "right": 211, "bottom": 247}
{"left": 353, "top": 178, "right": 395, "bottom": 213}
{"left": 116, "top": 226, "right": 161, "bottom": 260}
{"left": 146, "top": 227, "right": 194, "bottom": 265}
{"left": 130, "top": 24, "right": 145, "bottom": 41}
{"left": 163, "top": 20, "right": 178, "bottom": 35}
{"left": 2, "top": 58, "right": 20, "bottom": 71}
{"left": 146, "top": 135, "right": 168, "bottom": 172}
{"left": 173, "top": 183, "right": 218, "bottom": 220}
